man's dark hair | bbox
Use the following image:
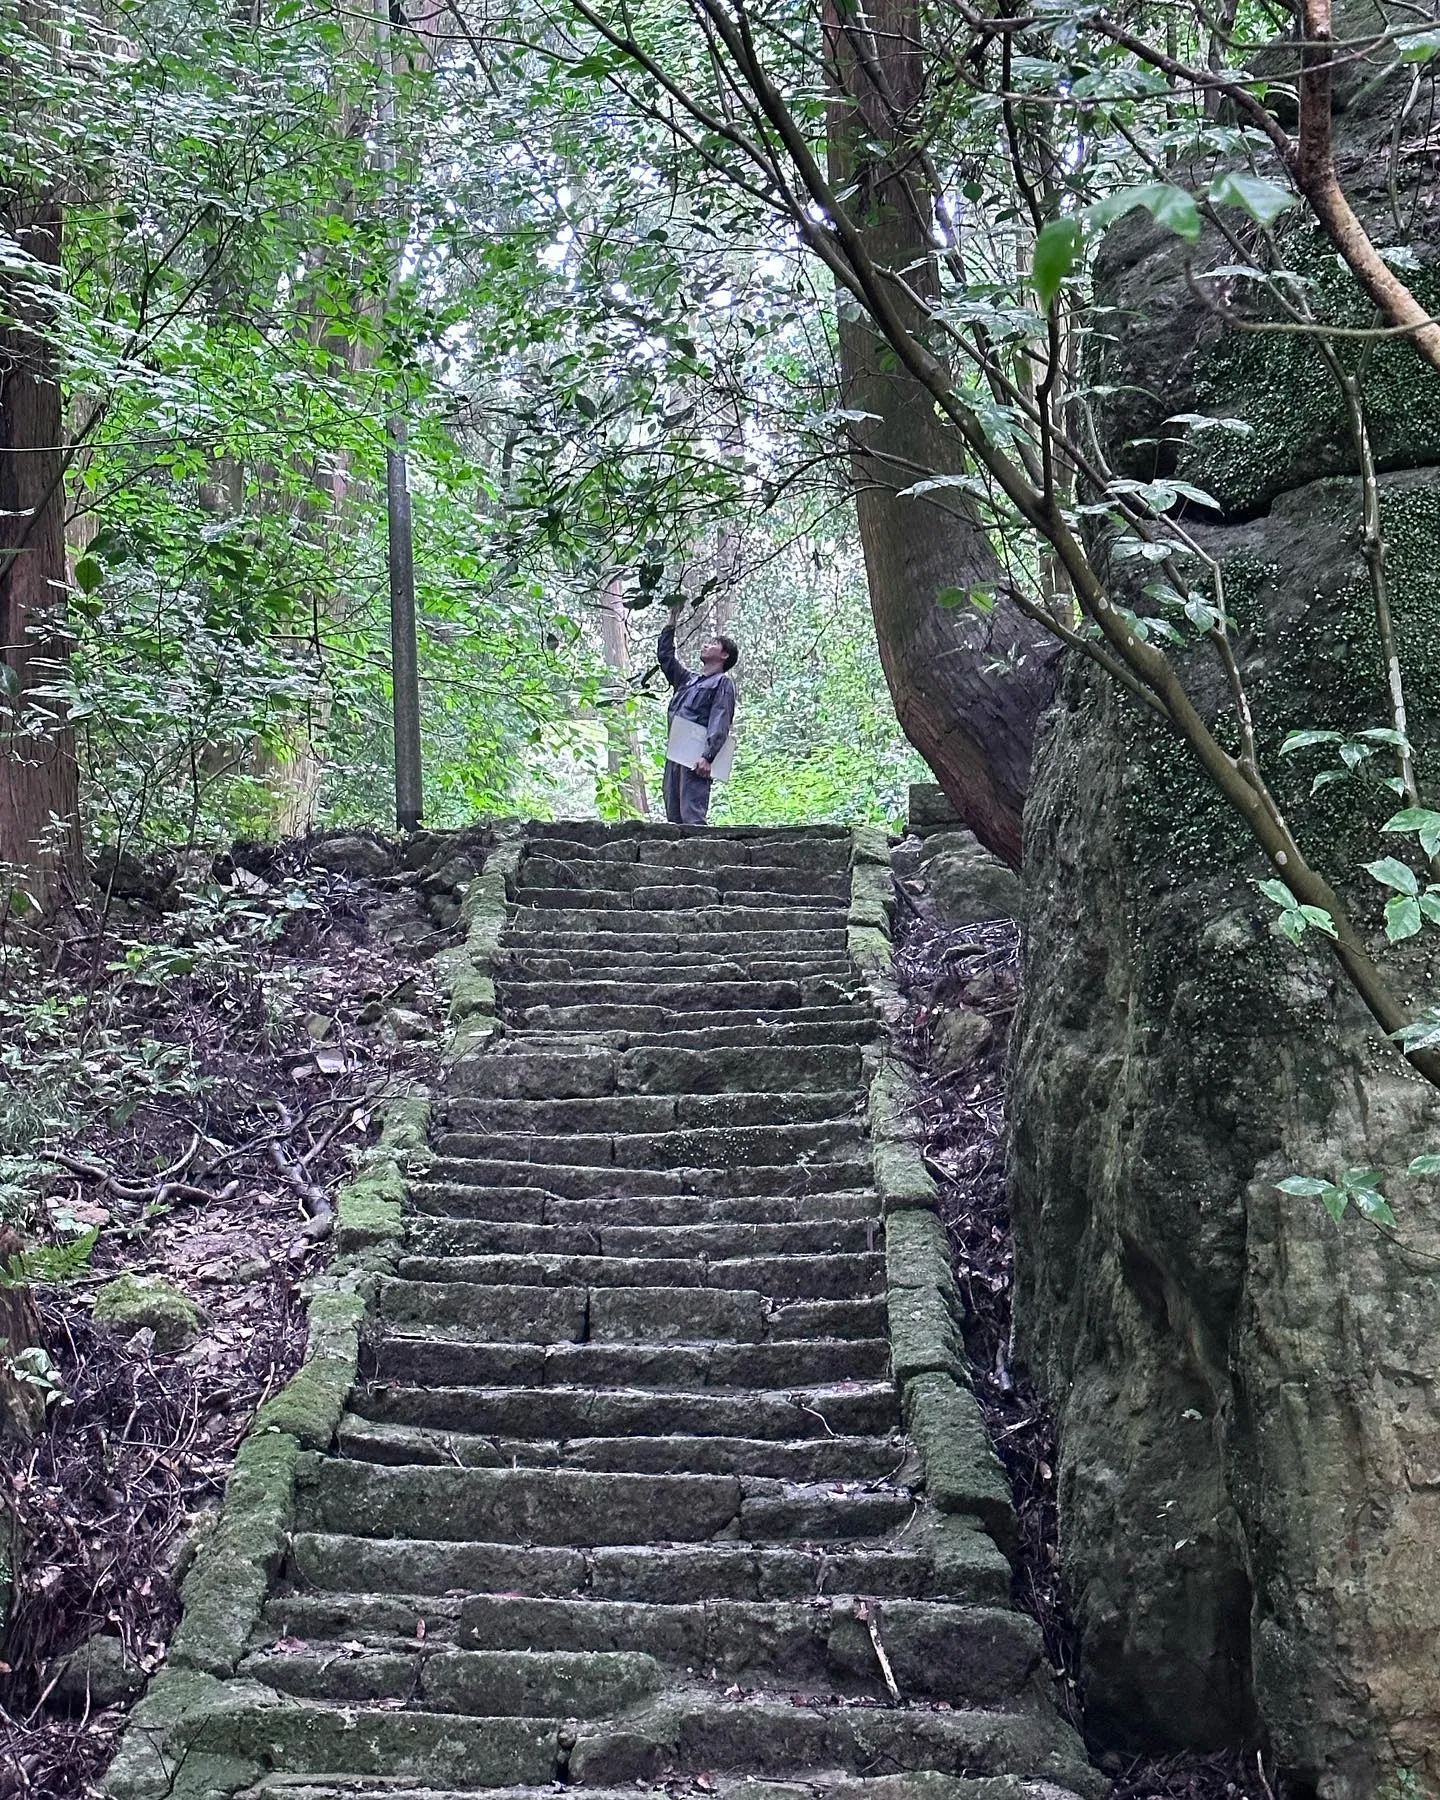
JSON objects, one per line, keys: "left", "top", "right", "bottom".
{"left": 717, "top": 635, "right": 739, "bottom": 672}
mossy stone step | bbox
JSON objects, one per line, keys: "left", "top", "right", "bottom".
{"left": 513, "top": 886, "right": 848, "bottom": 916}
{"left": 447, "top": 1596, "right": 1041, "bottom": 1707}
{"left": 349, "top": 1379, "right": 898, "bottom": 1441}
{"left": 445, "top": 1045, "right": 864, "bottom": 1100}
{"left": 423, "top": 1156, "right": 876, "bottom": 1201}
{"left": 504, "top": 1002, "right": 872, "bottom": 1036}
{"left": 433, "top": 1121, "right": 864, "bottom": 1170}
{"left": 294, "top": 1461, "right": 916, "bottom": 1545}
{"left": 376, "top": 1279, "right": 885, "bottom": 1342}
{"left": 524, "top": 819, "right": 849, "bottom": 849}
{"left": 507, "top": 906, "right": 849, "bottom": 935}
{"left": 392, "top": 1252, "right": 885, "bottom": 1303}
{"left": 440, "top": 1090, "right": 859, "bottom": 1135}
{"left": 251, "top": 1777, "right": 1087, "bottom": 1800}
{"left": 502, "top": 977, "right": 843, "bottom": 1011}
{"left": 365, "top": 1335, "right": 893, "bottom": 1393}
{"left": 499, "top": 952, "right": 854, "bottom": 981}
{"left": 243, "top": 1645, "right": 664, "bottom": 1715}
{"left": 404, "top": 1185, "right": 879, "bottom": 1228}
{"left": 500, "top": 928, "right": 851, "bottom": 956}
{"left": 531, "top": 1020, "right": 880, "bottom": 1053}
{"left": 402, "top": 1216, "right": 878, "bottom": 1259}
{"left": 519, "top": 855, "right": 851, "bottom": 897}
{"left": 563, "top": 1691, "right": 1104, "bottom": 1793}
{"left": 335, "top": 1416, "right": 905, "bottom": 1483}
{"left": 284, "top": 1512, "right": 1012, "bottom": 1605}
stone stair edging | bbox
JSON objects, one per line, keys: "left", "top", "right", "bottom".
{"left": 102, "top": 834, "right": 522, "bottom": 1798}
{"left": 849, "top": 831, "right": 1014, "bottom": 1558}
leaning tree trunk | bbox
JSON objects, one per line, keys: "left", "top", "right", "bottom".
{"left": 824, "top": 0, "right": 1057, "bottom": 867}
{"left": 0, "top": 192, "right": 82, "bottom": 908}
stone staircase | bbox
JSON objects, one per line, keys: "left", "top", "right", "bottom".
{"left": 121, "top": 823, "right": 1102, "bottom": 1800}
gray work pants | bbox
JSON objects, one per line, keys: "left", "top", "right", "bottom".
{"left": 663, "top": 759, "right": 713, "bottom": 825}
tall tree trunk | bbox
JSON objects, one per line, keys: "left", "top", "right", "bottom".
{"left": 0, "top": 194, "right": 82, "bottom": 906}
{"left": 825, "top": 0, "right": 1057, "bottom": 867}
{"left": 599, "top": 577, "right": 651, "bottom": 817}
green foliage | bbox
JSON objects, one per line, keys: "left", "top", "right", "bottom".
{"left": 0, "top": 1229, "right": 99, "bottom": 1290}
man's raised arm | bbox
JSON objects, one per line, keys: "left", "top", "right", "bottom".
{"left": 657, "top": 606, "right": 691, "bottom": 690}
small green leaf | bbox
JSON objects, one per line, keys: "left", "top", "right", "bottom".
{"left": 1341, "top": 1167, "right": 1385, "bottom": 1191}
{"left": 1258, "top": 878, "right": 1299, "bottom": 910}
{"left": 1032, "top": 217, "right": 1083, "bottom": 310}
{"left": 1298, "top": 905, "right": 1338, "bottom": 937}
{"left": 1275, "top": 911, "right": 1306, "bottom": 945}
{"left": 1085, "top": 183, "right": 1203, "bottom": 243}
{"left": 1366, "top": 856, "right": 1420, "bottom": 896}
{"left": 1350, "top": 1189, "right": 1398, "bottom": 1228}
{"left": 1319, "top": 1184, "right": 1348, "bottom": 1223}
{"left": 1385, "top": 893, "right": 1423, "bottom": 941}
{"left": 1275, "top": 1176, "right": 1329, "bottom": 1196}
{"left": 74, "top": 555, "right": 103, "bottom": 594}
{"left": 1407, "top": 1153, "right": 1440, "bottom": 1176}
{"left": 1383, "top": 806, "right": 1440, "bottom": 857}
{"left": 1420, "top": 891, "right": 1440, "bottom": 926}
{"left": 1280, "top": 729, "right": 1344, "bottom": 756}
{"left": 1208, "top": 171, "right": 1295, "bottom": 226}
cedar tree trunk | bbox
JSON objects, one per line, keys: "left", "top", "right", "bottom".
{"left": 826, "top": 0, "right": 1057, "bottom": 866}
{"left": 0, "top": 194, "right": 81, "bottom": 906}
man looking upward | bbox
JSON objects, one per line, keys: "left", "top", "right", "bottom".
{"left": 657, "top": 598, "right": 738, "bottom": 826}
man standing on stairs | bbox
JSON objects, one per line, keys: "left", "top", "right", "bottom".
{"left": 657, "top": 596, "right": 738, "bottom": 825}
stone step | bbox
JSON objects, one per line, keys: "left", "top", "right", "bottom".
{"left": 285, "top": 1511, "right": 1012, "bottom": 1605}
{"left": 528, "top": 1021, "right": 879, "bottom": 1054}
{"left": 440, "top": 1091, "right": 860, "bottom": 1135}
{"left": 498, "top": 952, "right": 854, "bottom": 982}
{"left": 391, "top": 1254, "right": 885, "bottom": 1304}
{"left": 243, "top": 1645, "right": 663, "bottom": 1716}
{"left": 375, "top": 1280, "right": 886, "bottom": 1343}
{"left": 432, "top": 1122, "right": 865, "bottom": 1171}
{"left": 513, "top": 887, "right": 847, "bottom": 916}
{"left": 501, "top": 978, "right": 858, "bottom": 1013}
{"left": 178, "top": 1687, "right": 1097, "bottom": 1792}
{"left": 294, "top": 1462, "right": 916, "bottom": 1545}
{"left": 423, "top": 1158, "right": 876, "bottom": 1200}
{"left": 563, "top": 1691, "right": 1101, "bottom": 1792}
{"left": 251, "top": 1776, "right": 1087, "bottom": 1800}
{"left": 506, "top": 906, "right": 849, "bottom": 936}
{"left": 446, "top": 1045, "right": 865, "bottom": 1100}
{"left": 335, "top": 1416, "right": 906, "bottom": 1483}
{"left": 365, "top": 1335, "right": 892, "bottom": 1392}
{"left": 519, "top": 855, "right": 851, "bottom": 897}
{"left": 405, "top": 1185, "right": 879, "bottom": 1228}
{"left": 523, "top": 820, "right": 850, "bottom": 850}
{"left": 402, "top": 1217, "right": 880, "bottom": 1259}
{"left": 504, "top": 1003, "right": 873, "bottom": 1037}
{"left": 248, "top": 1600, "right": 1039, "bottom": 1711}
{"left": 349, "top": 1380, "right": 898, "bottom": 1442}
{"left": 500, "top": 936, "right": 849, "bottom": 964}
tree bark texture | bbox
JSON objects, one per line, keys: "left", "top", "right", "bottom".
{"left": 0, "top": 194, "right": 81, "bottom": 905}
{"left": 824, "top": 0, "right": 1057, "bottom": 867}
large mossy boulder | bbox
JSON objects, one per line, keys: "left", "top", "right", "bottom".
{"left": 94, "top": 1275, "right": 203, "bottom": 1351}
{"left": 1010, "top": 33, "right": 1440, "bottom": 1800}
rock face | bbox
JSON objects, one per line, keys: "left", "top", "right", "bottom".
{"left": 1008, "top": 47, "right": 1440, "bottom": 1800}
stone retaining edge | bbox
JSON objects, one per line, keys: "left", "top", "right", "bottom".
{"left": 849, "top": 828, "right": 1015, "bottom": 1558}
{"left": 103, "top": 832, "right": 525, "bottom": 1798}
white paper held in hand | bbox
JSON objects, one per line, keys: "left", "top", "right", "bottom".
{"left": 666, "top": 715, "right": 737, "bottom": 783}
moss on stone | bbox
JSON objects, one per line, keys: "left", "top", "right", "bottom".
{"left": 93, "top": 1274, "right": 203, "bottom": 1350}
{"left": 251, "top": 1290, "right": 363, "bottom": 1450}
{"left": 335, "top": 1162, "right": 405, "bottom": 1252}
{"left": 167, "top": 1433, "right": 300, "bottom": 1678}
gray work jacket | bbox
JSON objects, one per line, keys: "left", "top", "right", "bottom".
{"left": 658, "top": 622, "right": 736, "bottom": 766}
